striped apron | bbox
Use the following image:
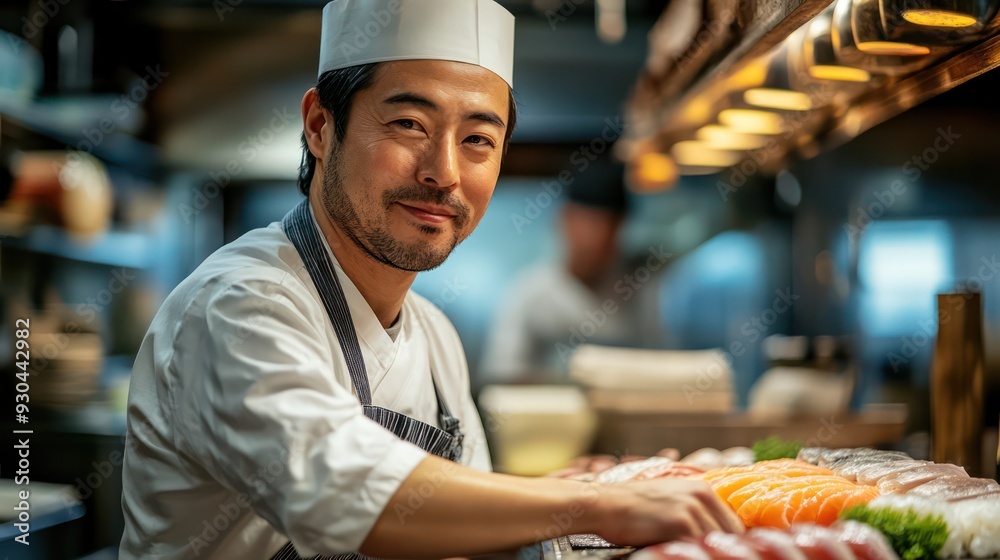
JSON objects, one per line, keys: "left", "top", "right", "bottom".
{"left": 270, "top": 200, "right": 465, "bottom": 560}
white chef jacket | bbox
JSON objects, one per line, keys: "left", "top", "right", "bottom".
{"left": 120, "top": 211, "right": 491, "bottom": 559}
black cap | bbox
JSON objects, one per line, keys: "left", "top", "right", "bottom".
{"left": 566, "top": 160, "right": 627, "bottom": 214}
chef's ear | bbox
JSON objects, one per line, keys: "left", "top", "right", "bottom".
{"left": 301, "top": 88, "right": 333, "bottom": 161}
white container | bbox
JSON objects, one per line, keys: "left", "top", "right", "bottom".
{"left": 478, "top": 385, "right": 597, "bottom": 476}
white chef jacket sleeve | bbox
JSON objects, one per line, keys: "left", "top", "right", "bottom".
{"left": 169, "top": 272, "right": 429, "bottom": 556}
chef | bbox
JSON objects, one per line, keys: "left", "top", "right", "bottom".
{"left": 119, "top": 1, "right": 742, "bottom": 558}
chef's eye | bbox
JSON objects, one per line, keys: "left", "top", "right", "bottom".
{"left": 465, "top": 135, "right": 495, "bottom": 148}
{"left": 392, "top": 119, "right": 419, "bottom": 130}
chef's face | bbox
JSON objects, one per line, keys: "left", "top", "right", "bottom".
{"left": 318, "top": 60, "right": 509, "bottom": 272}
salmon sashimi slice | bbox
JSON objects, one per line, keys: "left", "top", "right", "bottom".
{"left": 814, "top": 487, "right": 880, "bottom": 526}
{"left": 791, "top": 485, "right": 857, "bottom": 525}
{"left": 749, "top": 481, "right": 851, "bottom": 528}
{"left": 738, "top": 478, "right": 852, "bottom": 527}
{"left": 711, "top": 474, "right": 774, "bottom": 502}
{"left": 724, "top": 475, "right": 847, "bottom": 515}
{"left": 755, "top": 490, "right": 795, "bottom": 529}
{"left": 737, "top": 492, "right": 774, "bottom": 526}
{"left": 729, "top": 480, "right": 798, "bottom": 511}
{"left": 703, "top": 466, "right": 758, "bottom": 483}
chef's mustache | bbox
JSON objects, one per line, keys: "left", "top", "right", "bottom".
{"left": 382, "top": 185, "right": 471, "bottom": 227}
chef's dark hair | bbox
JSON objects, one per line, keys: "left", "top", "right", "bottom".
{"left": 297, "top": 63, "right": 517, "bottom": 196}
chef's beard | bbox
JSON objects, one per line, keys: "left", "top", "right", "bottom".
{"left": 319, "top": 147, "right": 471, "bottom": 272}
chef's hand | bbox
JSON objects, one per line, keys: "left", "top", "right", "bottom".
{"left": 596, "top": 478, "right": 743, "bottom": 546}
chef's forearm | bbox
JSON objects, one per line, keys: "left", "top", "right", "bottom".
{"left": 359, "top": 455, "right": 612, "bottom": 558}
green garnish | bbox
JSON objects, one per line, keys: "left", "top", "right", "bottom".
{"left": 840, "top": 504, "right": 948, "bottom": 560}
{"left": 752, "top": 436, "right": 803, "bottom": 462}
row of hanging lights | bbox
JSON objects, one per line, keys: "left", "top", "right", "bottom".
{"left": 631, "top": 0, "right": 999, "bottom": 189}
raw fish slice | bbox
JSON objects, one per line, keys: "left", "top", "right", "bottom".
{"left": 820, "top": 449, "right": 909, "bottom": 469}
{"left": 756, "top": 491, "right": 795, "bottom": 529}
{"left": 683, "top": 448, "right": 727, "bottom": 471}
{"left": 818, "top": 448, "right": 873, "bottom": 467}
{"left": 634, "top": 541, "right": 714, "bottom": 560}
{"left": 711, "top": 474, "right": 773, "bottom": 502}
{"left": 631, "top": 462, "right": 707, "bottom": 481}
{"left": 877, "top": 463, "right": 969, "bottom": 494}
{"left": 829, "top": 460, "right": 880, "bottom": 482}
{"left": 703, "top": 466, "right": 759, "bottom": 483}
{"left": 736, "top": 477, "right": 853, "bottom": 526}
{"left": 830, "top": 456, "right": 909, "bottom": 482}
{"left": 854, "top": 460, "right": 932, "bottom": 486}
{"left": 736, "top": 490, "right": 779, "bottom": 526}
{"left": 722, "top": 447, "right": 756, "bottom": 468}
{"left": 760, "top": 468, "right": 837, "bottom": 478}
{"left": 814, "top": 486, "right": 880, "bottom": 526}
{"left": 596, "top": 457, "right": 677, "bottom": 484}
{"left": 797, "top": 448, "right": 825, "bottom": 465}
{"left": 951, "top": 489, "right": 1000, "bottom": 502}
{"left": 751, "top": 459, "right": 833, "bottom": 476}
{"left": 828, "top": 520, "right": 900, "bottom": 560}
{"left": 729, "top": 480, "right": 801, "bottom": 511}
{"left": 791, "top": 485, "right": 856, "bottom": 525}
{"left": 743, "top": 486, "right": 807, "bottom": 528}
{"left": 789, "top": 524, "right": 854, "bottom": 560}
{"left": 907, "top": 475, "right": 1000, "bottom": 500}
{"left": 700, "top": 532, "right": 763, "bottom": 560}
{"left": 817, "top": 448, "right": 910, "bottom": 468}
{"left": 781, "top": 488, "right": 813, "bottom": 527}
{"left": 745, "top": 528, "right": 809, "bottom": 560}
{"left": 768, "top": 483, "right": 847, "bottom": 529}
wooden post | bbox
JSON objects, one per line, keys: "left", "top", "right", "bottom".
{"left": 931, "top": 293, "right": 984, "bottom": 477}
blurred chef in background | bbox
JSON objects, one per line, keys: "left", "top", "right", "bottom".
{"left": 481, "top": 161, "right": 663, "bottom": 383}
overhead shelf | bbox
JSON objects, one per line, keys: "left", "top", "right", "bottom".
{"left": 621, "top": 0, "right": 835, "bottom": 151}
{"left": 1, "top": 225, "right": 153, "bottom": 269}
{"left": 0, "top": 97, "right": 162, "bottom": 178}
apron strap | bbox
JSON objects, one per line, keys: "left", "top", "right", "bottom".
{"left": 282, "top": 201, "right": 374, "bottom": 405}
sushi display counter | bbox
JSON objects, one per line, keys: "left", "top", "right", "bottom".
{"left": 525, "top": 445, "right": 1000, "bottom": 560}
{"left": 592, "top": 405, "right": 909, "bottom": 457}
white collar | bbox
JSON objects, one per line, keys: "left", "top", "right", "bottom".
{"left": 308, "top": 205, "right": 403, "bottom": 369}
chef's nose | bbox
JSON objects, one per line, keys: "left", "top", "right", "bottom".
{"left": 417, "top": 137, "right": 459, "bottom": 190}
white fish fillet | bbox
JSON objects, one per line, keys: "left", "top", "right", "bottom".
{"left": 876, "top": 464, "right": 969, "bottom": 494}
{"left": 855, "top": 460, "right": 933, "bottom": 486}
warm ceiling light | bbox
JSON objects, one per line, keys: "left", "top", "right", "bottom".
{"left": 855, "top": 40, "right": 932, "bottom": 55}
{"left": 671, "top": 141, "right": 744, "bottom": 168}
{"left": 808, "top": 65, "right": 872, "bottom": 81}
{"left": 718, "top": 109, "right": 785, "bottom": 135}
{"left": 744, "top": 88, "right": 813, "bottom": 111}
{"left": 902, "top": 8, "right": 979, "bottom": 26}
{"left": 831, "top": 0, "right": 933, "bottom": 75}
{"left": 853, "top": 0, "right": 934, "bottom": 56}
{"left": 634, "top": 152, "right": 678, "bottom": 188}
{"left": 880, "top": 0, "right": 998, "bottom": 45}
{"left": 697, "top": 125, "right": 770, "bottom": 150}
{"left": 802, "top": 11, "right": 873, "bottom": 83}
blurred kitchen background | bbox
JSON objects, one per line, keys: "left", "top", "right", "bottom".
{"left": 1, "top": 0, "right": 999, "bottom": 557}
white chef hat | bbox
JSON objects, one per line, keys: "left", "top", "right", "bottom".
{"left": 318, "top": 0, "right": 515, "bottom": 88}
